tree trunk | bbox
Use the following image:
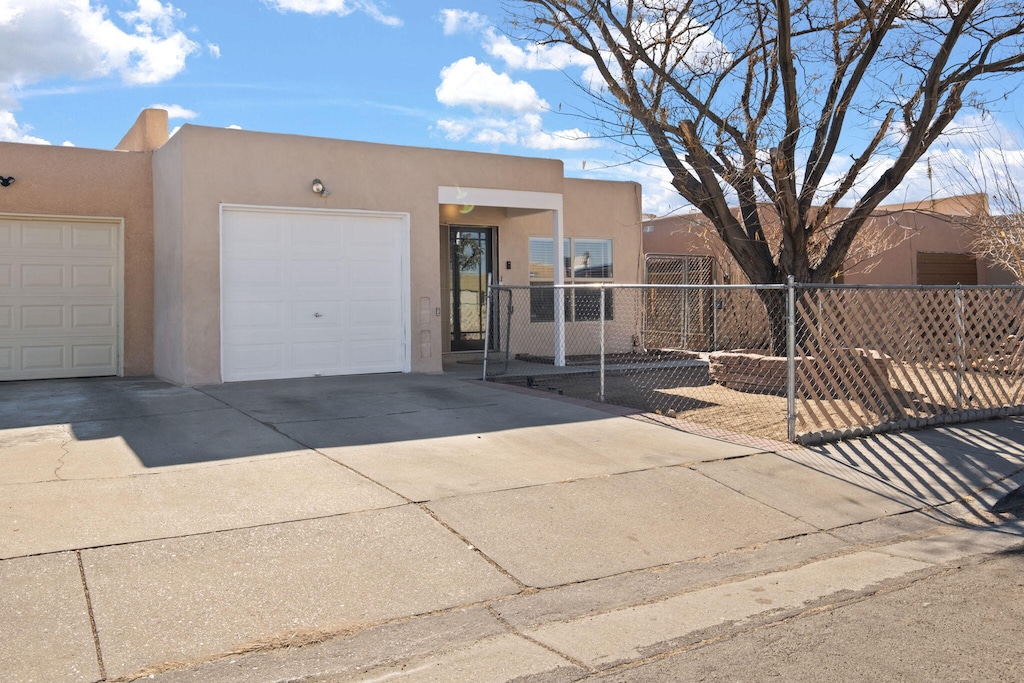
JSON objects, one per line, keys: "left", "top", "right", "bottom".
{"left": 757, "top": 287, "right": 790, "bottom": 357}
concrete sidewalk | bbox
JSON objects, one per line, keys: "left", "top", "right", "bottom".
{"left": 1, "top": 373, "right": 1023, "bottom": 682}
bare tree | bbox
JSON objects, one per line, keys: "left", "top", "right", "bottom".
{"left": 939, "top": 139, "right": 1024, "bottom": 282}
{"left": 508, "top": 0, "right": 1024, "bottom": 348}
{"left": 972, "top": 214, "right": 1024, "bottom": 283}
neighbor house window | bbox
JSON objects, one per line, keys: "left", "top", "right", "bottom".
{"left": 529, "top": 237, "right": 614, "bottom": 322}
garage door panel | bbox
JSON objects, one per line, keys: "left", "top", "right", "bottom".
{"left": 72, "top": 264, "right": 115, "bottom": 289}
{"left": 292, "top": 342, "right": 344, "bottom": 370}
{"left": 349, "top": 263, "right": 398, "bottom": 286}
{"left": 223, "top": 259, "right": 283, "bottom": 287}
{"left": 21, "top": 263, "right": 66, "bottom": 288}
{"left": 22, "top": 344, "right": 64, "bottom": 371}
{"left": 292, "top": 260, "right": 342, "bottom": 286}
{"left": 348, "top": 340, "right": 402, "bottom": 369}
{"left": 72, "top": 225, "right": 118, "bottom": 250}
{"left": 223, "top": 301, "right": 285, "bottom": 328}
{"left": 21, "top": 304, "right": 64, "bottom": 330}
{"left": 221, "top": 208, "right": 408, "bottom": 382}
{"left": 21, "top": 223, "right": 65, "bottom": 249}
{"left": 0, "top": 217, "right": 120, "bottom": 380}
{"left": 224, "top": 343, "right": 286, "bottom": 375}
{"left": 72, "top": 344, "right": 115, "bottom": 369}
{"left": 350, "top": 301, "right": 399, "bottom": 325}
{"left": 72, "top": 304, "right": 116, "bottom": 328}
{"left": 224, "top": 214, "right": 282, "bottom": 244}
{"left": 292, "top": 223, "right": 344, "bottom": 249}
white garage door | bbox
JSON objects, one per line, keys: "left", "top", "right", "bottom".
{"left": 221, "top": 207, "right": 410, "bottom": 382}
{"left": 0, "top": 217, "right": 121, "bottom": 381}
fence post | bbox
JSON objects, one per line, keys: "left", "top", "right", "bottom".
{"left": 482, "top": 274, "right": 493, "bottom": 382}
{"left": 599, "top": 285, "right": 606, "bottom": 402}
{"left": 954, "top": 284, "right": 965, "bottom": 411}
{"left": 787, "top": 276, "right": 797, "bottom": 442}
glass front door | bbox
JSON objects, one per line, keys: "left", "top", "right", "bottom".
{"left": 449, "top": 227, "right": 494, "bottom": 351}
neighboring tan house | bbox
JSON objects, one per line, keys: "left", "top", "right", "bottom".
{"left": 1, "top": 109, "right": 643, "bottom": 384}
{"left": 642, "top": 194, "right": 1016, "bottom": 286}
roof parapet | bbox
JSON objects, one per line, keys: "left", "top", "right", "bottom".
{"left": 115, "top": 108, "right": 170, "bottom": 152}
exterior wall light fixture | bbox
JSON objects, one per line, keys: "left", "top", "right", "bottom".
{"left": 311, "top": 178, "right": 330, "bottom": 197}
{"left": 0, "top": 176, "right": 14, "bottom": 187}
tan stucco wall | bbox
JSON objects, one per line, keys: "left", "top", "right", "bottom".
{"left": 152, "top": 131, "right": 185, "bottom": 382}
{"left": 155, "top": 124, "right": 638, "bottom": 385}
{"left": 0, "top": 141, "right": 154, "bottom": 375}
{"left": 115, "top": 109, "right": 170, "bottom": 153}
{"left": 642, "top": 199, "right": 1015, "bottom": 285}
{"left": 843, "top": 210, "right": 1016, "bottom": 285}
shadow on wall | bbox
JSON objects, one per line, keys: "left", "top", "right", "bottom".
{"left": 0, "top": 374, "right": 612, "bottom": 468}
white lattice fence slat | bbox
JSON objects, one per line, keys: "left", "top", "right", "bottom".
{"left": 796, "top": 300, "right": 870, "bottom": 431}
{"left": 881, "top": 291, "right": 943, "bottom": 418}
{"left": 847, "top": 291, "right": 923, "bottom": 418}
{"left": 796, "top": 292, "right": 902, "bottom": 437}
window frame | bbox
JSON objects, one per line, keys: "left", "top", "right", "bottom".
{"left": 529, "top": 237, "right": 614, "bottom": 323}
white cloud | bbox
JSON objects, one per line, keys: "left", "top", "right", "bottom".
{"left": 0, "top": 1, "right": 200, "bottom": 144}
{"left": 207, "top": 42, "right": 221, "bottom": 58}
{"left": 149, "top": 103, "right": 198, "bottom": 120}
{"left": 226, "top": 124, "right": 242, "bottom": 129}
{"left": 436, "top": 57, "right": 547, "bottom": 113}
{"left": 120, "top": 0, "right": 183, "bottom": 35}
{"left": 264, "top": 0, "right": 402, "bottom": 27}
{"left": 436, "top": 112, "right": 600, "bottom": 151}
{"left": 439, "top": 9, "right": 488, "bottom": 35}
{"left": 0, "top": 0, "right": 199, "bottom": 90}
{"left": 524, "top": 126, "right": 601, "bottom": 151}
{"left": 0, "top": 110, "right": 50, "bottom": 144}
{"left": 435, "top": 119, "right": 471, "bottom": 140}
{"left": 483, "top": 29, "right": 590, "bottom": 71}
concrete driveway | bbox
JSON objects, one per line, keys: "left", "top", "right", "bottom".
{"left": 2, "top": 372, "right": 1023, "bottom": 682}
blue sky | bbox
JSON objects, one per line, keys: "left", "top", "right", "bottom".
{"left": 2, "top": 0, "right": 1023, "bottom": 216}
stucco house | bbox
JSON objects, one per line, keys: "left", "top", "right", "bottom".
{"left": 1, "top": 109, "right": 642, "bottom": 384}
{"left": 642, "top": 194, "right": 1016, "bottom": 286}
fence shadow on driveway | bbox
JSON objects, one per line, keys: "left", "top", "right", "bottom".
{"left": 803, "top": 418, "right": 1024, "bottom": 524}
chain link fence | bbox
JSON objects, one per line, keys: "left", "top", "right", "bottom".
{"left": 483, "top": 282, "right": 1024, "bottom": 446}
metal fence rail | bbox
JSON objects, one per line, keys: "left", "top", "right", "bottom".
{"left": 483, "top": 282, "right": 1024, "bottom": 445}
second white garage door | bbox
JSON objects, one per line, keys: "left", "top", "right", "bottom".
{"left": 220, "top": 206, "right": 410, "bottom": 382}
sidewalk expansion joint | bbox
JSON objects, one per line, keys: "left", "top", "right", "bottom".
{"left": 486, "top": 605, "right": 593, "bottom": 673}
{"left": 3, "top": 506, "right": 408, "bottom": 562}
{"left": 76, "top": 550, "right": 107, "bottom": 681}
{"left": 686, "top": 465, "right": 811, "bottom": 527}
{"left": 416, "top": 503, "right": 529, "bottom": 592}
